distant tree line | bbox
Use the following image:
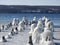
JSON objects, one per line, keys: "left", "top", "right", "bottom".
{"left": 0, "top": 5, "right": 60, "bottom": 13}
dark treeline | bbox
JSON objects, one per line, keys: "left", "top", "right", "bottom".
{"left": 0, "top": 5, "right": 60, "bottom": 13}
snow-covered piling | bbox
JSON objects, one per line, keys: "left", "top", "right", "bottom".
{"left": 18, "top": 20, "right": 25, "bottom": 32}
{"left": 1, "top": 25, "right": 4, "bottom": 30}
{"left": 12, "top": 18, "right": 19, "bottom": 26}
{"left": 22, "top": 16, "right": 28, "bottom": 25}
{"left": 32, "top": 18, "right": 44, "bottom": 44}
{"left": 11, "top": 28, "right": 15, "bottom": 36}
{"left": 29, "top": 23, "right": 36, "bottom": 36}
{"left": 31, "top": 16, "right": 37, "bottom": 24}
{"left": 28, "top": 36, "right": 33, "bottom": 45}
{"left": 2, "top": 36, "right": 7, "bottom": 42}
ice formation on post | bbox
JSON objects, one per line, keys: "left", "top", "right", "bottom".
{"left": 31, "top": 16, "right": 37, "bottom": 24}
{"left": 12, "top": 18, "right": 19, "bottom": 26}
{"left": 2, "top": 36, "right": 7, "bottom": 42}
{"left": 29, "top": 23, "right": 36, "bottom": 36}
{"left": 39, "top": 17, "right": 54, "bottom": 45}
{"left": 22, "top": 16, "right": 28, "bottom": 25}
{"left": 18, "top": 20, "right": 25, "bottom": 32}
{"left": 32, "top": 18, "right": 43, "bottom": 44}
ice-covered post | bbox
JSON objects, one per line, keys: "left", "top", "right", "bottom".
{"left": 2, "top": 36, "right": 7, "bottom": 42}
{"left": 40, "top": 30, "right": 54, "bottom": 45}
{"left": 12, "top": 18, "right": 16, "bottom": 26}
{"left": 28, "top": 36, "right": 33, "bottom": 45}
{"left": 18, "top": 20, "right": 25, "bottom": 32}
{"left": 29, "top": 23, "right": 36, "bottom": 36}
{"left": 1, "top": 25, "right": 4, "bottom": 30}
{"left": 31, "top": 16, "right": 37, "bottom": 24}
{"left": 22, "top": 16, "right": 28, "bottom": 25}
{"left": 32, "top": 18, "right": 44, "bottom": 44}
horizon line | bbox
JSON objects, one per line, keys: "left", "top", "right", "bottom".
{"left": 0, "top": 5, "right": 60, "bottom": 6}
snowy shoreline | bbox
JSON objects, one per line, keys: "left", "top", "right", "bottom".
{"left": 0, "top": 19, "right": 60, "bottom": 45}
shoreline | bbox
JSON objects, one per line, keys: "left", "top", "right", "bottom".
{"left": 0, "top": 20, "right": 60, "bottom": 45}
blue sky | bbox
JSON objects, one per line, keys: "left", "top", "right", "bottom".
{"left": 0, "top": 0, "right": 60, "bottom": 6}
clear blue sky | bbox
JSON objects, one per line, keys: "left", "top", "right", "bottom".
{"left": 0, "top": 0, "right": 60, "bottom": 6}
